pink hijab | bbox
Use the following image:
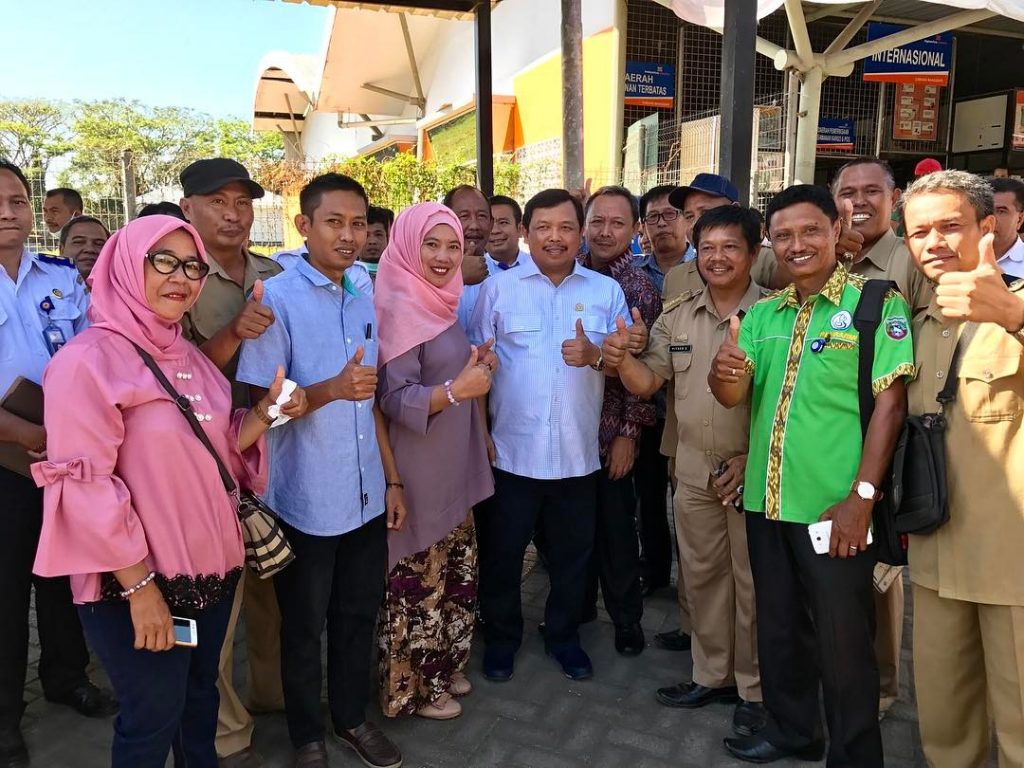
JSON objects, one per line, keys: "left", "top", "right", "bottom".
{"left": 375, "top": 202, "right": 465, "bottom": 366}
{"left": 87, "top": 215, "right": 208, "bottom": 360}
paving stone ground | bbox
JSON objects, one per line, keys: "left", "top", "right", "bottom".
{"left": 24, "top": 552, "right": 927, "bottom": 768}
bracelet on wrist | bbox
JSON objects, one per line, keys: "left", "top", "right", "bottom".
{"left": 253, "top": 399, "right": 274, "bottom": 426}
{"left": 120, "top": 571, "right": 157, "bottom": 599}
{"left": 443, "top": 379, "right": 461, "bottom": 406}
{"left": 386, "top": 482, "right": 404, "bottom": 489}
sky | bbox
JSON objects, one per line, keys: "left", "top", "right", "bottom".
{"left": 4, "top": 0, "right": 330, "bottom": 119}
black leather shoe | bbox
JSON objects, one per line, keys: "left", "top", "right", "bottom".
{"left": 335, "top": 723, "right": 402, "bottom": 768}
{"left": 548, "top": 645, "right": 593, "bottom": 680}
{"left": 482, "top": 646, "right": 514, "bottom": 682}
{"left": 0, "top": 726, "right": 28, "bottom": 768}
{"left": 220, "top": 746, "right": 264, "bottom": 768}
{"left": 656, "top": 681, "right": 739, "bottom": 708}
{"left": 732, "top": 700, "right": 768, "bottom": 737}
{"left": 47, "top": 681, "right": 119, "bottom": 718}
{"left": 291, "top": 741, "right": 328, "bottom": 768}
{"left": 614, "top": 623, "right": 645, "bottom": 656}
{"left": 653, "top": 628, "right": 691, "bottom": 651}
{"left": 723, "top": 734, "right": 825, "bottom": 764}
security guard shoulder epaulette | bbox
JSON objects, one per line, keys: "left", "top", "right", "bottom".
{"left": 37, "top": 253, "right": 75, "bottom": 268}
{"left": 662, "top": 289, "right": 696, "bottom": 314}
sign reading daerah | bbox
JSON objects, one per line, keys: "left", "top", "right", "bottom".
{"left": 863, "top": 23, "right": 952, "bottom": 86}
{"left": 625, "top": 62, "right": 675, "bottom": 109}
{"left": 817, "top": 119, "right": 855, "bottom": 152}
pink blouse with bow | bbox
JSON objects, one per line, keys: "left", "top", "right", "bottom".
{"left": 32, "top": 327, "right": 266, "bottom": 604}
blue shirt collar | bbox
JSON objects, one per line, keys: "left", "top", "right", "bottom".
{"left": 295, "top": 253, "right": 360, "bottom": 296}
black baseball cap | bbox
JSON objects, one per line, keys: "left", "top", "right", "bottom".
{"left": 668, "top": 173, "right": 739, "bottom": 210}
{"left": 179, "top": 158, "right": 265, "bottom": 199}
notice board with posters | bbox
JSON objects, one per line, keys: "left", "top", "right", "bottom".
{"left": 893, "top": 83, "right": 941, "bottom": 142}
{"left": 624, "top": 62, "right": 675, "bottom": 109}
{"left": 1014, "top": 90, "right": 1024, "bottom": 150}
{"left": 863, "top": 23, "right": 952, "bottom": 86}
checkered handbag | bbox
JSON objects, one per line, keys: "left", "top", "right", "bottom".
{"left": 132, "top": 343, "right": 294, "bottom": 579}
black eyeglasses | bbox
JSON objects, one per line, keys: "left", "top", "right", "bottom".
{"left": 644, "top": 210, "right": 681, "bottom": 225}
{"left": 146, "top": 251, "right": 210, "bottom": 281}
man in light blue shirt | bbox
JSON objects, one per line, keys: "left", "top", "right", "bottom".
{"left": 271, "top": 243, "right": 373, "bottom": 296}
{"left": 470, "top": 188, "right": 630, "bottom": 683}
{"left": 237, "top": 173, "right": 404, "bottom": 768}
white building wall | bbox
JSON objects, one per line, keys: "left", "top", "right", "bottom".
{"left": 300, "top": 111, "right": 372, "bottom": 162}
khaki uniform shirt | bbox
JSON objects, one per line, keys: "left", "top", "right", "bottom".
{"left": 642, "top": 280, "right": 767, "bottom": 488}
{"left": 181, "top": 249, "right": 282, "bottom": 407}
{"left": 907, "top": 285, "right": 1024, "bottom": 606}
{"left": 658, "top": 246, "right": 775, "bottom": 458}
{"left": 848, "top": 229, "right": 932, "bottom": 313}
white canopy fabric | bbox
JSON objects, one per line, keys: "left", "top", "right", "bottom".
{"left": 670, "top": 0, "right": 1024, "bottom": 29}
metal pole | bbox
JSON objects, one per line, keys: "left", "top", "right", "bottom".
{"left": 718, "top": 0, "right": 757, "bottom": 204}
{"left": 793, "top": 66, "right": 823, "bottom": 184}
{"left": 783, "top": 70, "right": 800, "bottom": 187}
{"left": 121, "top": 149, "right": 137, "bottom": 223}
{"left": 474, "top": 1, "right": 494, "bottom": 195}
{"left": 561, "top": 0, "right": 584, "bottom": 190}
{"left": 874, "top": 82, "right": 887, "bottom": 157}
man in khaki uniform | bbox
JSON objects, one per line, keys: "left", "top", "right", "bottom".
{"left": 831, "top": 157, "right": 932, "bottom": 717}
{"left": 901, "top": 170, "right": 1024, "bottom": 767}
{"left": 603, "top": 205, "right": 768, "bottom": 738}
{"left": 179, "top": 158, "right": 284, "bottom": 768}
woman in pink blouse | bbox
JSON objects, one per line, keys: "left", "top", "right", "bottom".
{"left": 32, "top": 215, "right": 306, "bottom": 768}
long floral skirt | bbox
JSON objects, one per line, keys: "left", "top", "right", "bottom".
{"left": 378, "top": 514, "right": 477, "bottom": 716}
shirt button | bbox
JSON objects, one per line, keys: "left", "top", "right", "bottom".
{"left": 983, "top": 369, "right": 993, "bottom": 380}
{"left": 358, "top": 434, "right": 364, "bottom": 440}
{"left": 357, "top": 403, "right": 362, "bottom": 408}
{"left": 702, "top": 419, "right": 709, "bottom": 426}
{"left": 330, "top": 285, "right": 337, "bottom": 291}
{"left": 705, "top": 387, "right": 711, "bottom": 393}
{"left": 346, "top": 338, "right": 351, "bottom": 344}
{"left": 941, "top": 329, "right": 951, "bottom": 338}
{"left": 705, "top": 450, "right": 712, "bottom": 456}
{"left": 936, "top": 370, "right": 944, "bottom": 379}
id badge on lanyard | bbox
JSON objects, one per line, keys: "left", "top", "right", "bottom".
{"left": 39, "top": 296, "right": 67, "bottom": 355}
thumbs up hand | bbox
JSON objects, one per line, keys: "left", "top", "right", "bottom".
{"left": 562, "top": 317, "right": 601, "bottom": 368}
{"left": 602, "top": 315, "right": 631, "bottom": 369}
{"left": 449, "top": 343, "right": 493, "bottom": 402}
{"left": 333, "top": 345, "right": 378, "bottom": 401}
{"left": 935, "top": 232, "right": 1024, "bottom": 330}
{"left": 232, "top": 278, "right": 276, "bottom": 340}
{"left": 711, "top": 315, "right": 749, "bottom": 384}
{"left": 625, "top": 306, "right": 649, "bottom": 355}
{"left": 265, "top": 364, "right": 309, "bottom": 419}
{"left": 835, "top": 198, "right": 865, "bottom": 262}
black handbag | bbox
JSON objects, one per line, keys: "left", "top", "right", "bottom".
{"left": 132, "top": 343, "right": 295, "bottom": 579}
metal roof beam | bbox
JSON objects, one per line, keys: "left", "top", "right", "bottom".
{"left": 823, "top": 0, "right": 881, "bottom": 56}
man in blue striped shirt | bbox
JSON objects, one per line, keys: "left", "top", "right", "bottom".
{"left": 470, "top": 188, "right": 631, "bottom": 683}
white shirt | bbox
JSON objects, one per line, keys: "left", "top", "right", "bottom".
{"left": 271, "top": 246, "right": 374, "bottom": 297}
{"left": 0, "top": 250, "right": 90, "bottom": 396}
{"left": 457, "top": 249, "right": 531, "bottom": 331}
{"left": 997, "top": 238, "right": 1024, "bottom": 280}
{"left": 469, "top": 258, "right": 629, "bottom": 480}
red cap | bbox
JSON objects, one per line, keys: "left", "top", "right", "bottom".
{"left": 914, "top": 158, "right": 942, "bottom": 177}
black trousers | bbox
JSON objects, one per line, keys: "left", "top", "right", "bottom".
{"left": 585, "top": 469, "right": 643, "bottom": 626}
{"left": 478, "top": 470, "right": 596, "bottom": 652}
{"left": 746, "top": 512, "right": 883, "bottom": 768}
{"left": 274, "top": 515, "right": 387, "bottom": 748}
{"left": 635, "top": 420, "right": 672, "bottom": 587}
{"left": 0, "top": 467, "right": 89, "bottom": 728}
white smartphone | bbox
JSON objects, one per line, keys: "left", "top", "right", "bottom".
{"left": 808, "top": 520, "right": 872, "bottom": 555}
{"left": 172, "top": 616, "right": 198, "bottom": 647}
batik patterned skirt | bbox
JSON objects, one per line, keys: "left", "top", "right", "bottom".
{"left": 378, "top": 515, "right": 477, "bottom": 716}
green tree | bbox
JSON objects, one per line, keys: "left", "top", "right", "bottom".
{"left": 0, "top": 99, "right": 72, "bottom": 190}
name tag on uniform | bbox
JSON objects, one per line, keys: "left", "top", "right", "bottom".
{"left": 670, "top": 344, "right": 692, "bottom": 353}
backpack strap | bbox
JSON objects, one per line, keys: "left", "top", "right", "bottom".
{"left": 853, "top": 279, "right": 897, "bottom": 438}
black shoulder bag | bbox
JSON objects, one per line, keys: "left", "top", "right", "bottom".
{"left": 132, "top": 343, "right": 295, "bottom": 579}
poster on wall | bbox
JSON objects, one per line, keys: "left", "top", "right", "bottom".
{"left": 893, "top": 83, "right": 940, "bottom": 142}
{"left": 625, "top": 62, "right": 675, "bottom": 109}
{"left": 1014, "top": 90, "right": 1024, "bottom": 150}
{"left": 817, "top": 119, "right": 855, "bottom": 151}
{"left": 863, "top": 23, "right": 952, "bottom": 86}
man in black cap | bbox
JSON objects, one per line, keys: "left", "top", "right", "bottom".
{"left": 178, "top": 158, "right": 283, "bottom": 768}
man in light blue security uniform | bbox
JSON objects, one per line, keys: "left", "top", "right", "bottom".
{"left": 0, "top": 160, "right": 116, "bottom": 768}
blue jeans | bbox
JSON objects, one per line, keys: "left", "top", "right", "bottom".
{"left": 78, "top": 596, "right": 232, "bottom": 768}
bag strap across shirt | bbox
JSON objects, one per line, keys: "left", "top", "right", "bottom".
{"left": 131, "top": 342, "right": 238, "bottom": 495}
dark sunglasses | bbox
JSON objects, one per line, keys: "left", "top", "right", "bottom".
{"left": 146, "top": 251, "right": 210, "bottom": 281}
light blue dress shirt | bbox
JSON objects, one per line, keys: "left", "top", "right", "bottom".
{"left": 457, "top": 249, "right": 531, "bottom": 331}
{"left": 236, "top": 257, "right": 385, "bottom": 537}
{"left": 469, "top": 258, "right": 629, "bottom": 480}
{"left": 0, "top": 250, "right": 89, "bottom": 396}
{"left": 271, "top": 245, "right": 374, "bottom": 297}
{"left": 632, "top": 248, "right": 693, "bottom": 293}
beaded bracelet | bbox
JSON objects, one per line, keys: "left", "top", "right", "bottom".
{"left": 119, "top": 571, "right": 157, "bottom": 599}
{"left": 443, "top": 379, "right": 460, "bottom": 406}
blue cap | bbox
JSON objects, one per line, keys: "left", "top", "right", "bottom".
{"left": 668, "top": 173, "right": 740, "bottom": 209}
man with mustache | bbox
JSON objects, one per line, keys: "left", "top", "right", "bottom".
{"left": 178, "top": 158, "right": 283, "bottom": 768}
{"left": 42, "top": 188, "right": 83, "bottom": 235}
{"left": 446, "top": 185, "right": 493, "bottom": 330}
{"left": 59, "top": 215, "right": 109, "bottom": 284}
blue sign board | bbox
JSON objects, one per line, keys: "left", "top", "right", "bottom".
{"left": 625, "top": 62, "right": 675, "bottom": 109}
{"left": 863, "top": 23, "right": 952, "bottom": 85}
{"left": 817, "top": 119, "right": 855, "bottom": 151}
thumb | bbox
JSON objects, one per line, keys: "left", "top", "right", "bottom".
{"left": 575, "top": 318, "right": 586, "bottom": 338}
{"left": 250, "top": 279, "right": 264, "bottom": 304}
{"left": 271, "top": 364, "right": 285, "bottom": 388}
{"left": 631, "top": 307, "right": 643, "bottom": 325}
{"left": 467, "top": 344, "right": 479, "bottom": 367}
{"left": 615, "top": 316, "right": 628, "bottom": 333}
{"left": 351, "top": 345, "right": 364, "bottom": 365}
{"left": 478, "top": 338, "right": 495, "bottom": 357}
{"left": 728, "top": 315, "right": 741, "bottom": 343}
{"left": 841, "top": 199, "right": 854, "bottom": 229}
{"left": 977, "top": 232, "right": 998, "bottom": 269}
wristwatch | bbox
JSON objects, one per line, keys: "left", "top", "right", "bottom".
{"left": 851, "top": 480, "right": 883, "bottom": 502}
{"left": 590, "top": 351, "right": 606, "bottom": 372}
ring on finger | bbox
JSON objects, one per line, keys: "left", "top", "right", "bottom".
{"left": 848, "top": 545, "right": 858, "bottom": 553}
{"left": 736, "top": 484, "right": 744, "bottom": 495}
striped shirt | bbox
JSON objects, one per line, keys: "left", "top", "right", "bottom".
{"left": 469, "top": 258, "right": 630, "bottom": 480}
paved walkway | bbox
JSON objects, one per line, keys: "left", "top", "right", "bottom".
{"left": 24, "top": 558, "right": 927, "bottom": 767}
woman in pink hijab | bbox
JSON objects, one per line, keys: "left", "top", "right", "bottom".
{"left": 31, "top": 215, "right": 306, "bottom": 768}
{"left": 374, "top": 202, "right": 497, "bottom": 720}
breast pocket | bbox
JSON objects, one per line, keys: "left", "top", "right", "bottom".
{"left": 672, "top": 351, "right": 692, "bottom": 399}
{"left": 580, "top": 314, "right": 608, "bottom": 343}
{"left": 0, "top": 305, "right": 11, "bottom": 361}
{"left": 44, "top": 303, "right": 81, "bottom": 342}
{"left": 499, "top": 313, "right": 543, "bottom": 353}
{"left": 959, "top": 354, "right": 1023, "bottom": 422}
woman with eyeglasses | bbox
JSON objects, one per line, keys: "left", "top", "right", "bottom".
{"left": 31, "top": 215, "right": 308, "bottom": 768}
